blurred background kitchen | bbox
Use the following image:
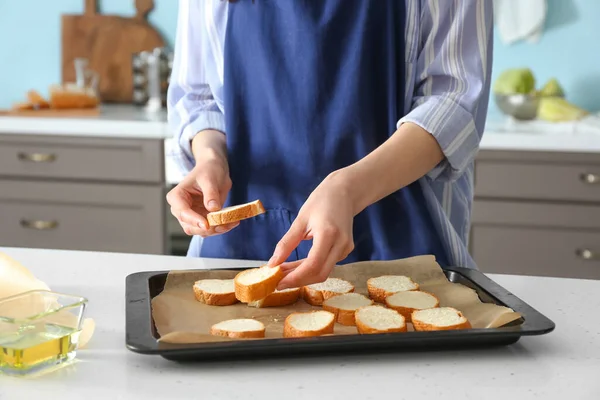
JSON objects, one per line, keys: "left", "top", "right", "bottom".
{"left": 0, "top": 0, "right": 598, "bottom": 279}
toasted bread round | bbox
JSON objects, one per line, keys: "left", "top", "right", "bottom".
{"left": 322, "top": 293, "right": 373, "bottom": 326}
{"left": 385, "top": 290, "right": 439, "bottom": 321}
{"left": 193, "top": 279, "right": 238, "bottom": 306}
{"left": 248, "top": 287, "right": 301, "bottom": 308}
{"left": 367, "top": 275, "right": 419, "bottom": 303}
{"left": 283, "top": 310, "right": 335, "bottom": 338}
{"left": 302, "top": 278, "right": 355, "bottom": 306}
{"left": 355, "top": 305, "right": 407, "bottom": 334}
{"left": 207, "top": 200, "right": 266, "bottom": 226}
{"left": 412, "top": 307, "right": 471, "bottom": 331}
{"left": 234, "top": 265, "right": 284, "bottom": 303}
{"left": 210, "top": 318, "right": 266, "bottom": 339}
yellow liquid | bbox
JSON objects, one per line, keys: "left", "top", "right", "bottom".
{"left": 0, "top": 324, "right": 80, "bottom": 376}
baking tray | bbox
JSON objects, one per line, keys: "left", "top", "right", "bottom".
{"left": 125, "top": 267, "right": 555, "bottom": 361}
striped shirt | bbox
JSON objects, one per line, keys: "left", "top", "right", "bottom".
{"left": 167, "top": 0, "right": 494, "bottom": 269}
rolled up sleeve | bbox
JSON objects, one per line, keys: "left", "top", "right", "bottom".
{"left": 398, "top": 0, "right": 493, "bottom": 181}
{"left": 167, "top": 0, "right": 226, "bottom": 174}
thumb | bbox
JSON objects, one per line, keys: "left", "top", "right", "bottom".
{"left": 268, "top": 219, "right": 306, "bottom": 266}
{"left": 196, "top": 175, "right": 221, "bottom": 212}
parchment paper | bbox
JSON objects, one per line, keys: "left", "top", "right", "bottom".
{"left": 151, "top": 255, "right": 522, "bottom": 344}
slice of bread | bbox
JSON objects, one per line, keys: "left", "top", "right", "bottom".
{"left": 193, "top": 279, "right": 238, "bottom": 306}
{"left": 322, "top": 293, "right": 374, "bottom": 326}
{"left": 385, "top": 290, "right": 439, "bottom": 321}
{"left": 234, "top": 265, "right": 284, "bottom": 303}
{"left": 248, "top": 287, "right": 301, "bottom": 308}
{"left": 283, "top": 310, "right": 335, "bottom": 338}
{"left": 355, "top": 305, "right": 407, "bottom": 334}
{"left": 367, "top": 275, "right": 419, "bottom": 303}
{"left": 210, "top": 318, "right": 266, "bottom": 339}
{"left": 411, "top": 307, "right": 471, "bottom": 331}
{"left": 207, "top": 200, "right": 265, "bottom": 227}
{"left": 302, "top": 278, "right": 354, "bottom": 306}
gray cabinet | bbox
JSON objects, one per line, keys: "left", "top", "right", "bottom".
{"left": 0, "top": 133, "right": 166, "bottom": 254}
{"left": 471, "top": 150, "right": 600, "bottom": 279}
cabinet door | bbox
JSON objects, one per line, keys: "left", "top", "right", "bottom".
{"left": 0, "top": 180, "right": 165, "bottom": 254}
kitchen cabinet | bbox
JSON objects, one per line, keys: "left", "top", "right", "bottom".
{"left": 471, "top": 150, "right": 600, "bottom": 279}
{"left": 0, "top": 133, "right": 166, "bottom": 254}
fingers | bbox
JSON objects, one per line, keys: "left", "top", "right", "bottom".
{"left": 268, "top": 218, "right": 307, "bottom": 266}
{"left": 180, "top": 221, "right": 240, "bottom": 238}
{"left": 196, "top": 174, "right": 225, "bottom": 212}
{"left": 166, "top": 186, "right": 207, "bottom": 229}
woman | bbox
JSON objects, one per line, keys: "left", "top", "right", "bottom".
{"left": 167, "top": 0, "right": 493, "bottom": 290}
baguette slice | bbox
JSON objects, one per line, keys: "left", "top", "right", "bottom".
{"left": 210, "top": 318, "right": 265, "bottom": 339}
{"left": 302, "top": 278, "right": 354, "bottom": 306}
{"left": 248, "top": 287, "right": 301, "bottom": 308}
{"left": 355, "top": 305, "right": 407, "bottom": 334}
{"left": 412, "top": 307, "right": 472, "bottom": 331}
{"left": 234, "top": 265, "right": 284, "bottom": 303}
{"left": 283, "top": 310, "right": 335, "bottom": 338}
{"left": 207, "top": 200, "right": 266, "bottom": 227}
{"left": 193, "top": 279, "right": 238, "bottom": 306}
{"left": 385, "top": 290, "right": 439, "bottom": 321}
{"left": 367, "top": 275, "right": 419, "bottom": 303}
{"left": 322, "top": 293, "right": 373, "bottom": 326}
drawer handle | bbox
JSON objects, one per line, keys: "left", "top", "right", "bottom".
{"left": 575, "top": 248, "right": 600, "bottom": 261}
{"left": 17, "top": 152, "right": 57, "bottom": 163}
{"left": 580, "top": 173, "right": 600, "bottom": 185}
{"left": 20, "top": 219, "right": 59, "bottom": 231}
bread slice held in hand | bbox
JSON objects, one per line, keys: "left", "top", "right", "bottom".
{"left": 234, "top": 265, "right": 284, "bottom": 303}
{"left": 322, "top": 293, "right": 373, "bottom": 326}
{"left": 210, "top": 318, "right": 266, "bottom": 339}
{"left": 193, "top": 279, "right": 238, "bottom": 306}
{"left": 367, "top": 275, "right": 419, "bottom": 303}
{"left": 412, "top": 307, "right": 472, "bottom": 331}
{"left": 385, "top": 290, "right": 439, "bottom": 321}
{"left": 355, "top": 305, "right": 407, "bottom": 334}
{"left": 248, "top": 287, "right": 301, "bottom": 308}
{"left": 302, "top": 278, "right": 354, "bottom": 306}
{"left": 283, "top": 310, "right": 335, "bottom": 338}
{"left": 207, "top": 200, "right": 265, "bottom": 227}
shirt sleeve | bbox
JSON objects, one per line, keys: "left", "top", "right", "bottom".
{"left": 167, "top": 0, "right": 226, "bottom": 174}
{"left": 398, "top": 0, "right": 494, "bottom": 182}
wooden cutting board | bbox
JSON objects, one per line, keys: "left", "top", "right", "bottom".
{"left": 61, "top": 0, "right": 165, "bottom": 103}
{"left": 0, "top": 108, "right": 101, "bottom": 118}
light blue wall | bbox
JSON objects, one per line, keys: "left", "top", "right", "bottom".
{"left": 0, "top": 0, "right": 598, "bottom": 111}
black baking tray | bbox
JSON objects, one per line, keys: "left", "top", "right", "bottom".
{"left": 125, "top": 267, "right": 555, "bottom": 362}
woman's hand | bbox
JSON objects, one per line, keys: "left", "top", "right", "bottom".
{"left": 268, "top": 170, "right": 357, "bottom": 289}
{"left": 166, "top": 130, "right": 239, "bottom": 237}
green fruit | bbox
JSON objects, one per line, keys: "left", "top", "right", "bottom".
{"left": 538, "top": 97, "right": 588, "bottom": 122}
{"left": 540, "top": 78, "right": 565, "bottom": 97}
{"left": 493, "top": 68, "right": 536, "bottom": 95}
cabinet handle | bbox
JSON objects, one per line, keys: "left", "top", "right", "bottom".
{"left": 575, "top": 248, "right": 600, "bottom": 261}
{"left": 580, "top": 173, "right": 600, "bottom": 185}
{"left": 20, "top": 219, "right": 59, "bottom": 230}
{"left": 17, "top": 152, "right": 57, "bottom": 163}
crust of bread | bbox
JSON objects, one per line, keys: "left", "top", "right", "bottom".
{"left": 207, "top": 200, "right": 266, "bottom": 227}
{"left": 283, "top": 311, "right": 335, "bottom": 338}
{"left": 385, "top": 291, "right": 440, "bottom": 322}
{"left": 411, "top": 308, "right": 472, "bottom": 331}
{"left": 210, "top": 320, "right": 266, "bottom": 339}
{"left": 367, "top": 276, "right": 420, "bottom": 303}
{"left": 301, "top": 282, "right": 355, "bottom": 306}
{"left": 322, "top": 294, "right": 373, "bottom": 326}
{"left": 234, "top": 266, "right": 284, "bottom": 303}
{"left": 248, "top": 287, "right": 301, "bottom": 308}
{"left": 12, "top": 101, "right": 34, "bottom": 111}
{"left": 355, "top": 307, "right": 407, "bottom": 334}
{"left": 193, "top": 284, "right": 238, "bottom": 306}
{"left": 27, "top": 90, "right": 50, "bottom": 108}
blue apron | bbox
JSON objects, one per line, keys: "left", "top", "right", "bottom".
{"left": 191, "top": 0, "right": 449, "bottom": 267}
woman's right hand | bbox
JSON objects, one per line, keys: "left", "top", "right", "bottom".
{"left": 166, "top": 130, "right": 239, "bottom": 237}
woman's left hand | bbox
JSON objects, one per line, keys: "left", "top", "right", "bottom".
{"left": 268, "top": 171, "right": 357, "bottom": 290}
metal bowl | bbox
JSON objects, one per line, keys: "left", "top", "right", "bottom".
{"left": 494, "top": 93, "right": 540, "bottom": 120}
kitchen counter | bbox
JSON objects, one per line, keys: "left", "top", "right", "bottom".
{"left": 0, "top": 247, "right": 598, "bottom": 400}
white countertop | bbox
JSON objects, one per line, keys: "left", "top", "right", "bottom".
{"left": 2, "top": 105, "right": 600, "bottom": 186}
{"left": 0, "top": 247, "right": 598, "bottom": 400}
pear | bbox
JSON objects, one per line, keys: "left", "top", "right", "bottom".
{"left": 540, "top": 78, "right": 565, "bottom": 97}
{"left": 493, "top": 68, "right": 536, "bottom": 95}
{"left": 538, "top": 97, "right": 588, "bottom": 122}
